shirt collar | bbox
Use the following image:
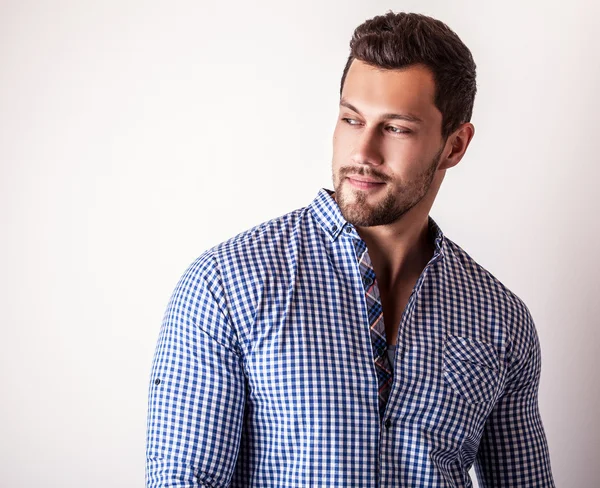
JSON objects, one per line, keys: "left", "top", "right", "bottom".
{"left": 309, "top": 187, "right": 446, "bottom": 258}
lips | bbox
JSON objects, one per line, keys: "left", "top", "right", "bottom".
{"left": 346, "top": 176, "right": 385, "bottom": 190}
{"left": 346, "top": 176, "right": 384, "bottom": 184}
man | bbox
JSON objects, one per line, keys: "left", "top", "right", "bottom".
{"left": 146, "top": 11, "right": 555, "bottom": 487}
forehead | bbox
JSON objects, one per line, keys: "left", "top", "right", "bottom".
{"left": 341, "top": 59, "right": 441, "bottom": 124}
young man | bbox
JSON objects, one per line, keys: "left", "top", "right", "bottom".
{"left": 146, "top": 11, "right": 555, "bottom": 487}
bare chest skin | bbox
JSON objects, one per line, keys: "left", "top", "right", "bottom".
{"left": 366, "top": 227, "right": 436, "bottom": 347}
{"left": 379, "top": 279, "right": 419, "bottom": 346}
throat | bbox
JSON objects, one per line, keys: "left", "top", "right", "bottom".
{"left": 380, "top": 281, "right": 416, "bottom": 347}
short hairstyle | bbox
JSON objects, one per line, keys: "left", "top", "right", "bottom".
{"left": 340, "top": 11, "right": 477, "bottom": 141}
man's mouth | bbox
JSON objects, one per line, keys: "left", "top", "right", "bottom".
{"left": 345, "top": 176, "right": 386, "bottom": 190}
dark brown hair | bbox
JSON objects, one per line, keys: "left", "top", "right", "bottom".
{"left": 340, "top": 11, "right": 477, "bottom": 141}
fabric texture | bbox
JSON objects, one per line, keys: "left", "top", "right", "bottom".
{"left": 387, "top": 344, "right": 396, "bottom": 374}
{"left": 146, "top": 188, "right": 555, "bottom": 487}
{"left": 350, "top": 236, "right": 393, "bottom": 419}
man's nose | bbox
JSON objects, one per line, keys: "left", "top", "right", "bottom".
{"left": 350, "top": 128, "right": 383, "bottom": 166}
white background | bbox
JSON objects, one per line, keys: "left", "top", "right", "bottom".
{"left": 1, "top": 1, "right": 598, "bottom": 486}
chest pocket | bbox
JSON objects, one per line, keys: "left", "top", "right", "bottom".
{"left": 443, "top": 334, "right": 500, "bottom": 405}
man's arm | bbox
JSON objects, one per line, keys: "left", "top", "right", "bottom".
{"left": 145, "top": 254, "right": 246, "bottom": 488}
{"left": 474, "top": 309, "right": 555, "bottom": 487}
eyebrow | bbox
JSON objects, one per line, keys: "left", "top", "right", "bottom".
{"left": 339, "top": 98, "right": 424, "bottom": 124}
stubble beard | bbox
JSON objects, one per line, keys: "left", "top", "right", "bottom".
{"left": 333, "top": 147, "right": 443, "bottom": 227}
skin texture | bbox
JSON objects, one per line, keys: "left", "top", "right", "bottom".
{"left": 331, "top": 59, "right": 475, "bottom": 291}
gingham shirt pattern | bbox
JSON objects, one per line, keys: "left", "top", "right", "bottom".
{"left": 146, "top": 188, "right": 555, "bottom": 487}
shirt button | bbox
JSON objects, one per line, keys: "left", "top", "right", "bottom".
{"left": 364, "top": 276, "right": 373, "bottom": 287}
{"left": 384, "top": 418, "right": 392, "bottom": 429}
{"left": 331, "top": 225, "right": 338, "bottom": 233}
{"left": 345, "top": 226, "right": 353, "bottom": 233}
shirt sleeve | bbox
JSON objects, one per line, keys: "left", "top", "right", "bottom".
{"left": 474, "top": 308, "right": 555, "bottom": 487}
{"left": 145, "top": 253, "right": 246, "bottom": 488}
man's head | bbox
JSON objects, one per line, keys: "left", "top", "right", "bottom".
{"left": 332, "top": 12, "right": 476, "bottom": 227}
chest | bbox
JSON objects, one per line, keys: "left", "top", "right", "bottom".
{"left": 241, "top": 274, "right": 504, "bottom": 456}
{"left": 379, "top": 281, "right": 417, "bottom": 346}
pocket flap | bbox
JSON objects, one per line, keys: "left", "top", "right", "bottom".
{"left": 444, "top": 334, "right": 499, "bottom": 371}
{"left": 442, "top": 334, "right": 500, "bottom": 405}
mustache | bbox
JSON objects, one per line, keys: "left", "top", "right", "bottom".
{"left": 339, "top": 166, "right": 390, "bottom": 182}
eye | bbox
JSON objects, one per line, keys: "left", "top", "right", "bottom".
{"left": 386, "top": 126, "right": 411, "bottom": 134}
{"left": 341, "top": 117, "right": 361, "bottom": 126}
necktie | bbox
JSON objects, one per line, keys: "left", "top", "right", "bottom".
{"left": 351, "top": 238, "right": 393, "bottom": 419}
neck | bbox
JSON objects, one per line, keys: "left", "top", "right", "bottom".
{"left": 357, "top": 214, "right": 435, "bottom": 291}
{"left": 331, "top": 190, "right": 435, "bottom": 291}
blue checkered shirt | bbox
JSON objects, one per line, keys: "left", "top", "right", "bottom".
{"left": 146, "top": 188, "right": 555, "bottom": 487}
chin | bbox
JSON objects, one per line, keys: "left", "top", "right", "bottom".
{"left": 338, "top": 199, "right": 376, "bottom": 225}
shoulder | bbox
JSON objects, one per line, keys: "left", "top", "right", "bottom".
{"left": 443, "top": 237, "right": 538, "bottom": 357}
{"left": 168, "top": 205, "right": 314, "bottom": 352}
{"left": 211, "top": 205, "right": 309, "bottom": 261}
{"left": 175, "top": 203, "right": 312, "bottom": 300}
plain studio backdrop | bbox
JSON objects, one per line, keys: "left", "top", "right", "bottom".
{"left": 1, "top": 0, "right": 598, "bottom": 486}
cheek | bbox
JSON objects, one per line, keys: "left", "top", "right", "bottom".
{"left": 332, "top": 124, "right": 344, "bottom": 147}
{"left": 332, "top": 129, "right": 347, "bottom": 159}
{"left": 383, "top": 139, "right": 427, "bottom": 166}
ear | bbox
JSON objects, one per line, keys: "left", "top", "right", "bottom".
{"left": 438, "top": 122, "right": 475, "bottom": 170}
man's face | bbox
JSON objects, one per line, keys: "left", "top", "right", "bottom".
{"left": 332, "top": 59, "right": 446, "bottom": 227}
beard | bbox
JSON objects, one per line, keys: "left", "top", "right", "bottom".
{"left": 332, "top": 145, "right": 443, "bottom": 227}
